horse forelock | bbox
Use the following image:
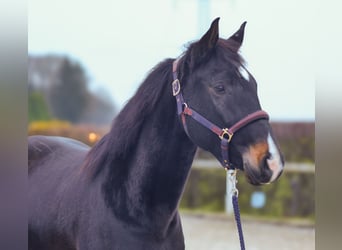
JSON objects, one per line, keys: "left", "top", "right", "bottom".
{"left": 217, "top": 38, "right": 246, "bottom": 66}
{"left": 177, "top": 38, "right": 246, "bottom": 83}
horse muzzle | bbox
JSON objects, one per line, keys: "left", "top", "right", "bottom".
{"left": 242, "top": 133, "right": 284, "bottom": 185}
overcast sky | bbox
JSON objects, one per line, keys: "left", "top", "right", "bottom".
{"left": 28, "top": 0, "right": 315, "bottom": 121}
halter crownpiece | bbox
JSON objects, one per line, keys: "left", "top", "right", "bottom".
{"left": 172, "top": 59, "right": 269, "bottom": 169}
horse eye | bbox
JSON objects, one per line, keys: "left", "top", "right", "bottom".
{"left": 214, "top": 85, "right": 225, "bottom": 94}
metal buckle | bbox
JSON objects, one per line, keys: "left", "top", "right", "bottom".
{"left": 172, "top": 79, "right": 181, "bottom": 96}
{"left": 219, "top": 128, "right": 234, "bottom": 142}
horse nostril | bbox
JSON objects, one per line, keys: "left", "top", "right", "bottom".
{"left": 263, "top": 152, "right": 272, "bottom": 168}
{"left": 266, "top": 152, "right": 272, "bottom": 160}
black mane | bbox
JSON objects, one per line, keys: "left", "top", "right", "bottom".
{"left": 82, "top": 58, "right": 174, "bottom": 177}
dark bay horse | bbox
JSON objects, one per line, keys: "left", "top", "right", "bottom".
{"left": 28, "top": 18, "right": 284, "bottom": 250}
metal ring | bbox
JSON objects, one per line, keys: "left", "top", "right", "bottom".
{"left": 219, "top": 128, "right": 234, "bottom": 142}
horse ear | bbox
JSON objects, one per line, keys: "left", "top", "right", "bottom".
{"left": 227, "top": 21, "right": 247, "bottom": 51}
{"left": 198, "top": 17, "right": 220, "bottom": 50}
{"left": 189, "top": 17, "right": 220, "bottom": 68}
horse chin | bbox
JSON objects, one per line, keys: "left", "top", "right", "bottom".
{"left": 243, "top": 163, "right": 271, "bottom": 186}
{"left": 243, "top": 161, "right": 283, "bottom": 186}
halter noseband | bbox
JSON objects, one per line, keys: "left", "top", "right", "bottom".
{"left": 172, "top": 58, "right": 269, "bottom": 169}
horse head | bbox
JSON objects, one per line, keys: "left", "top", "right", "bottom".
{"left": 175, "top": 18, "right": 284, "bottom": 185}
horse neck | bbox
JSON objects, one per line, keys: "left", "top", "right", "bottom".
{"left": 102, "top": 83, "right": 197, "bottom": 235}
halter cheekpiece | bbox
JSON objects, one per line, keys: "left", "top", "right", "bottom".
{"left": 172, "top": 58, "right": 269, "bottom": 169}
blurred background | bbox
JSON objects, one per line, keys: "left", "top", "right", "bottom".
{"left": 28, "top": 0, "right": 315, "bottom": 249}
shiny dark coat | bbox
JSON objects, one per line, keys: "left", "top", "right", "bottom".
{"left": 29, "top": 19, "right": 275, "bottom": 249}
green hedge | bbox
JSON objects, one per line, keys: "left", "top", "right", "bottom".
{"left": 28, "top": 92, "right": 51, "bottom": 122}
{"left": 180, "top": 167, "right": 314, "bottom": 219}
{"left": 28, "top": 120, "right": 108, "bottom": 147}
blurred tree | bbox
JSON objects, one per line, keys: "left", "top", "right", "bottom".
{"left": 48, "top": 58, "right": 89, "bottom": 123}
{"left": 80, "top": 86, "right": 117, "bottom": 124}
{"left": 28, "top": 54, "right": 117, "bottom": 124}
{"left": 28, "top": 92, "right": 51, "bottom": 122}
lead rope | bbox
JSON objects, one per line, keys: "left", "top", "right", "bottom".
{"left": 227, "top": 169, "right": 245, "bottom": 250}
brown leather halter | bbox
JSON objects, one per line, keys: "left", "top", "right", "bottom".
{"left": 172, "top": 58, "right": 269, "bottom": 169}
